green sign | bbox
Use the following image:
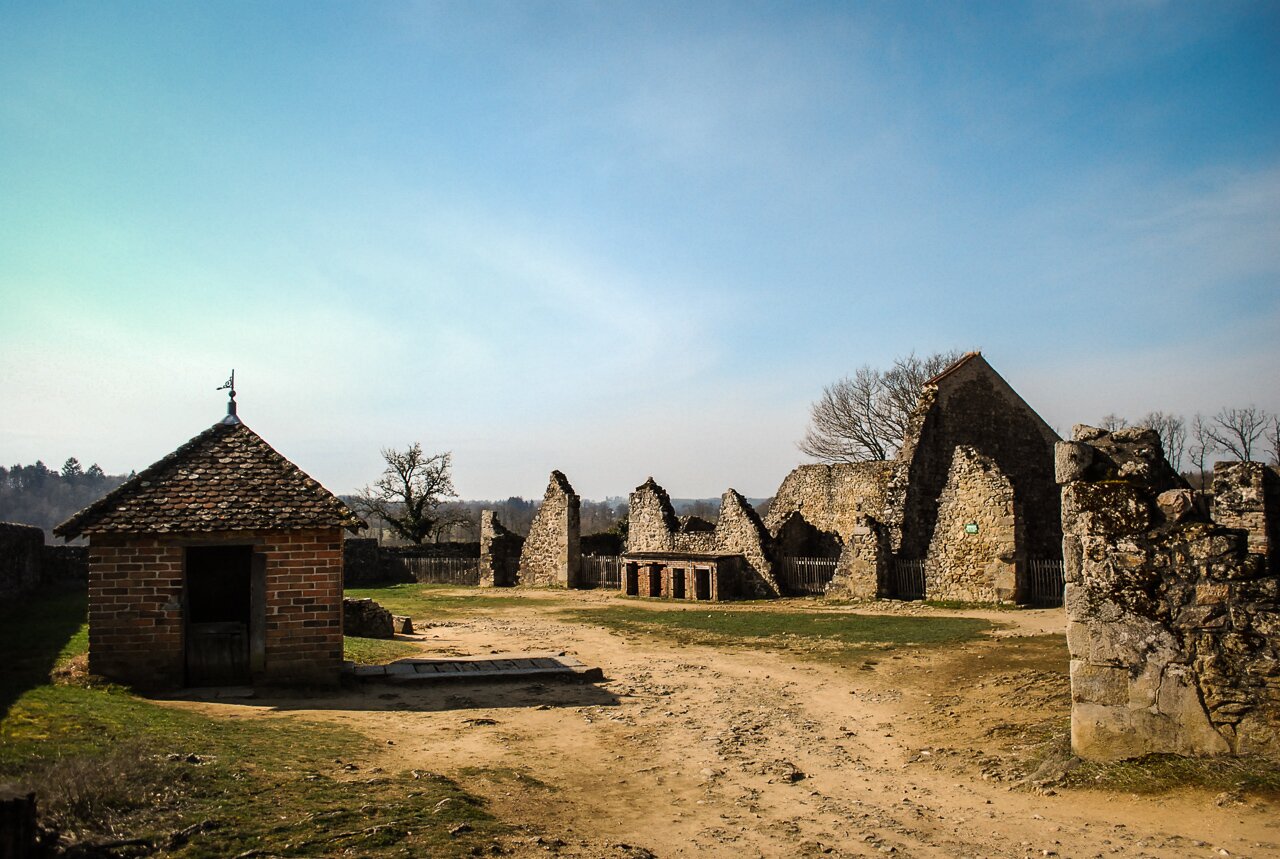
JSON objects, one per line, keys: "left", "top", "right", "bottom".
{"left": 964, "top": 522, "right": 979, "bottom": 534}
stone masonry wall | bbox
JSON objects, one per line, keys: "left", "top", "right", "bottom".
{"left": 479, "top": 510, "right": 524, "bottom": 587}
{"left": 0, "top": 522, "right": 44, "bottom": 599}
{"left": 897, "top": 354, "right": 1061, "bottom": 561}
{"left": 87, "top": 527, "right": 344, "bottom": 689}
{"left": 1059, "top": 426, "right": 1279, "bottom": 761}
{"left": 925, "top": 446, "right": 1022, "bottom": 604}
{"left": 518, "top": 471, "right": 581, "bottom": 588}
{"left": 763, "top": 462, "right": 896, "bottom": 545}
{"left": 826, "top": 516, "right": 890, "bottom": 600}
{"left": 714, "top": 489, "right": 781, "bottom": 598}
{"left": 628, "top": 478, "right": 679, "bottom": 553}
{"left": 1213, "top": 461, "right": 1279, "bottom": 566}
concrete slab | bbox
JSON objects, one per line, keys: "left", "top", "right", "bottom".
{"left": 347, "top": 653, "right": 603, "bottom": 684}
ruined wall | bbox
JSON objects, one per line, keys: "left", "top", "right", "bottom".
{"left": 763, "top": 462, "right": 896, "bottom": 544}
{"left": 1213, "top": 461, "right": 1279, "bottom": 566}
{"left": 825, "top": 516, "right": 890, "bottom": 600}
{"left": 479, "top": 510, "right": 524, "bottom": 587}
{"left": 518, "top": 471, "right": 581, "bottom": 588}
{"left": 0, "top": 522, "right": 44, "bottom": 599}
{"left": 627, "top": 478, "right": 679, "bottom": 553}
{"left": 897, "top": 354, "right": 1060, "bottom": 561}
{"left": 925, "top": 446, "right": 1022, "bottom": 604}
{"left": 714, "top": 489, "right": 781, "bottom": 598}
{"left": 1060, "top": 426, "right": 1279, "bottom": 761}
{"left": 673, "top": 516, "right": 718, "bottom": 553}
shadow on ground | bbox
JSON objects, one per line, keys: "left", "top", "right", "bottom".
{"left": 165, "top": 676, "right": 620, "bottom": 714}
{"left": 0, "top": 586, "right": 87, "bottom": 719}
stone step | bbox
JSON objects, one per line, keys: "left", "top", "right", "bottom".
{"left": 345, "top": 654, "right": 603, "bottom": 683}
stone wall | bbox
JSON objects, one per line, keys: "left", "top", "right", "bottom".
{"left": 479, "top": 511, "right": 524, "bottom": 587}
{"left": 1213, "top": 461, "right": 1279, "bottom": 566}
{"left": 342, "top": 537, "right": 382, "bottom": 586}
{"left": 925, "top": 446, "right": 1022, "bottom": 603}
{"left": 763, "top": 462, "right": 895, "bottom": 545}
{"left": 1059, "top": 426, "right": 1279, "bottom": 761}
{"left": 825, "top": 515, "right": 890, "bottom": 600}
{"left": 518, "top": 471, "right": 582, "bottom": 588}
{"left": 673, "top": 516, "right": 717, "bottom": 553}
{"left": 896, "top": 353, "right": 1060, "bottom": 561}
{"left": 714, "top": 489, "right": 781, "bottom": 597}
{"left": 0, "top": 522, "right": 44, "bottom": 599}
{"left": 628, "top": 477, "right": 679, "bottom": 553}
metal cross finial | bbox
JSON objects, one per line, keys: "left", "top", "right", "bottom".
{"left": 216, "top": 370, "right": 240, "bottom": 424}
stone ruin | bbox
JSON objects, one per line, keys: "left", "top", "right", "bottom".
{"left": 479, "top": 510, "right": 523, "bottom": 587}
{"left": 764, "top": 352, "right": 1060, "bottom": 603}
{"left": 1058, "top": 425, "right": 1279, "bottom": 761}
{"left": 623, "top": 477, "right": 780, "bottom": 600}
{"left": 518, "top": 470, "right": 582, "bottom": 588}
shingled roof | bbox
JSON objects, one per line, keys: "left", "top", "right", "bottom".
{"left": 55, "top": 421, "right": 366, "bottom": 539}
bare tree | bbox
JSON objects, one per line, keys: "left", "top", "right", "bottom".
{"left": 352, "top": 443, "right": 458, "bottom": 544}
{"left": 1188, "top": 414, "right": 1217, "bottom": 486}
{"left": 799, "top": 350, "right": 963, "bottom": 463}
{"left": 1098, "top": 414, "right": 1129, "bottom": 431}
{"left": 1203, "top": 406, "right": 1270, "bottom": 462}
{"left": 1267, "top": 416, "right": 1280, "bottom": 466}
{"left": 1138, "top": 411, "right": 1187, "bottom": 472}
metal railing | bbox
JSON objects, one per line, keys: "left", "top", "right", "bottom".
{"left": 776, "top": 556, "right": 838, "bottom": 596}
{"left": 1026, "top": 559, "right": 1064, "bottom": 607}
{"left": 579, "top": 555, "right": 622, "bottom": 589}
{"left": 890, "top": 558, "right": 927, "bottom": 600}
{"left": 401, "top": 556, "right": 481, "bottom": 586}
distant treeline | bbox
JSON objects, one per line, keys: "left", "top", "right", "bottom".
{"left": 0, "top": 458, "right": 129, "bottom": 540}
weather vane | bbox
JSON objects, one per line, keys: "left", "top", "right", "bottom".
{"left": 216, "top": 370, "right": 240, "bottom": 423}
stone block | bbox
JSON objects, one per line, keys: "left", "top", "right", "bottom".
{"left": 1055, "top": 441, "right": 1093, "bottom": 484}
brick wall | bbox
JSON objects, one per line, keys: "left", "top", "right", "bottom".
{"left": 87, "top": 527, "right": 344, "bottom": 689}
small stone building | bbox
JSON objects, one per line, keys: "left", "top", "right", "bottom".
{"left": 55, "top": 414, "right": 364, "bottom": 689}
{"left": 622, "top": 478, "right": 780, "bottom": 600}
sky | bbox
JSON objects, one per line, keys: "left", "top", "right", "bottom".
{"left": 2, "top": 1, "right": 1278, "bottom": 501}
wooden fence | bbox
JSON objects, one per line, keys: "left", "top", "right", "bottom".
{"left": 776, "top": 556, "right": 838, "bottom": 596}
{"left": 579, "top": 555, "right": 622, "bottom": 589}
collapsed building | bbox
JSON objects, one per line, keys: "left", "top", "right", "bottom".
{"left": 621, "top": 479, "right": 779, "bottom": 601}
{"left": 478, "top": 353, "right": 1064, "bottom": 604}
{"left": 764, "top": 352, "right": 1063, "bottom": 604}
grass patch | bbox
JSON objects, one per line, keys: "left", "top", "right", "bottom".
{"left": 924, "top": 599, "right": 1018, "bottom": 611}
{"left": 1066, "top": 752, "right": 1280, "bottom": 797}
{"left": 344, "top": 583, "right": 552, "bottom": 620}
{"left": 1, "top": 589, "right": 505, "bottom": 856}
{"left": 344, "top": 636, "right": 422, "bottom": 665}
{"left": 559, "top": 605, "right": 989, "bottom": 663}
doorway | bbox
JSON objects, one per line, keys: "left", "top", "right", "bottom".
{"left": 185, "top": 545, "right": 254, "bottom": 686}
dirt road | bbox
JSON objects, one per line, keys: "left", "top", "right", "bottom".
{"left": 171, "top": 592, "right": 1279, "bottom": 858}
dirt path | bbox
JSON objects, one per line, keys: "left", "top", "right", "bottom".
{"left": 169, "top": 593, "right": 1279, "bottom": 859}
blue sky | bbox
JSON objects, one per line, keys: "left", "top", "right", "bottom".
{"left": 2, "top": 1, "right": 1277, "bottom": 500}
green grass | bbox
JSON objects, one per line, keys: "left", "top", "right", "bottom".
{"left": 343, "top": 636, "right": 422, "bottom": 665}
{"left": 558, "top": 605, "right": 990, "bottom": 663}
{"left": 344, "top": 582, "right": 551, "bottom": 620}
{"left": 0, "top": 588, "right": 506, "bottom": 856}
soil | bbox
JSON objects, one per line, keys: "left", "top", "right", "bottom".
{"left": 167, "top": 591, "right": 1279, "bottom": 858}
